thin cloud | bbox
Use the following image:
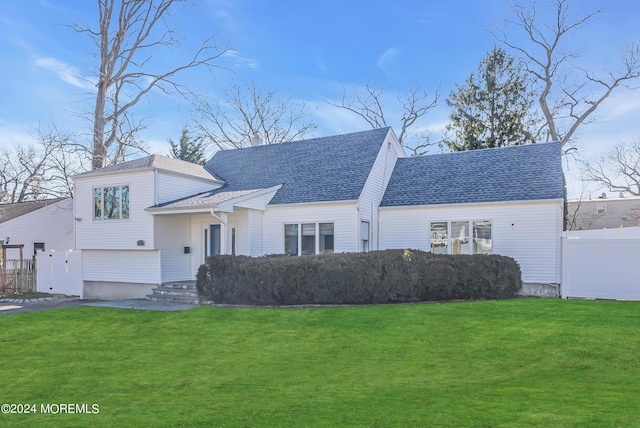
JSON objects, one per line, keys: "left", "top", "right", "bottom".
{"left": 414, "top": 11, "right": 448, "bottom": 25}
{"left": 602, "top": 90, "right": 640, "bottom": 120}
{"left": 222, "top": 49, "right": 259, "bottom": 69}
{"left": 34, "top": 57, "right": 95, "bottom": 90}
{"left": 376, "top": 47, "right": 401, "bottom": 76}
{"left": 309, "top": 100, "right": 374, "bottom": 135}
{"left": 316, "top": 58, "right": 329, "bottom": 74}
{"left": 0, "top": 119, "right": 38, "bottom": 146}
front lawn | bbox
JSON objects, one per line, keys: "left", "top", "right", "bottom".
{"left": 1, "top": 299, "right": 639, "bottom": 426}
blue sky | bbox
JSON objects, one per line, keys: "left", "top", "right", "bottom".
{"left": 1, "top": 0, "right": 639, "bottom": 197}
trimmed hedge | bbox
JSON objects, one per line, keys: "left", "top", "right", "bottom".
{"left": 196, "top": 249, "right": 522, "bottom": 306}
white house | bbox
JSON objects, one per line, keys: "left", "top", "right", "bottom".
{"left": 378, "top": 144, "right": 564, "bottom": 287}
{"left": 0, "top": 198, "right": 74, "bottom": 262}
{"left": 73, "top": 128, "right": 564, "bottom": 299}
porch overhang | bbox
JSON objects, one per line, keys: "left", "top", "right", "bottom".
{"left": 145, "top": 184, "right": 282, "bottom": 215}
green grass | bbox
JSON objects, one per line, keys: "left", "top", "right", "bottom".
{"left": 1, "top": 299, "right": 639, "bottom": 427}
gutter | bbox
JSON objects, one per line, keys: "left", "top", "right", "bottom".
{"left": 210, "top": 208, "right": 227, "bottom": 225}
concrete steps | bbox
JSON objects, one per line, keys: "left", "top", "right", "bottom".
{"left": 147, "top": 281, "right": 199, "bottom": 305}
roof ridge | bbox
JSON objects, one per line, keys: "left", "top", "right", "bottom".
{"left": 404, "top": 141, "right": 560, "bottom": 161}
{"left": 210, "top": 127, "right": 391, "bottom": 155}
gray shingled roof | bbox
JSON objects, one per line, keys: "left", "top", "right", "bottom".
{"left": 204, "top": 127, "right": 391, "bottom": 205}
{"left": 0, "top": 198, "right": 66, "bottom": 224}
{"left": 381, "top": 142, "right": 563, "bottom": 207}
{"left": 150, "top": 188, "right": 268, "bottom": 210}
{"left": 75, "top": 155, "right": 218, "bottom": 181}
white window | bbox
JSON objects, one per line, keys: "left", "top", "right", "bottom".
{"left": 596, "top": 204, "right": 606, "bottom": 215}
{"left": 451, "top": 221, "right": 470, "bottom": 254}
{"left": 284, "top": 223, "right": 334, "bottom": 255}
{"left": 430, "top": 221, "right": 492, "bottom": 255}
{"left": 360, "top": 221, "right": 370, "bottom": 252}
{"left": 430, "top": 222, "right": 448, "bottom": 254}
{"left": 472, "top": 221, "right": 492, "bottom": 254}
{"left": 34, "top": 242, "right": 45, "bottom": 255}
{"left": 94, "top": 185, "right": 130, "bottom": 220}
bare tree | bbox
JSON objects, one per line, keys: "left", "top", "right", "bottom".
{"left": 0, "top": 126, "right": 84, "bottom": 203}
{"left": 565, "top": 179, "right": 606, "bottom": 230}
{"left": 566, "top": 200, "right": 606, "bottom": 230}
{"left": 194, "top": 80, "right": 317, "bottom": 150}
{"left": 71, "top": 0, "right": 230, "bottom": 169}
{"left": 584, "top": 139, "right": 640, "bottom": 196}
{"left": 494, "top": 0, "right": 640, "bottom": 149}
{"left": 329, "top": 79, "right": 438, "bottom": 156}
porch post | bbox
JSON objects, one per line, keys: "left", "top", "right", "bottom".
{"left": 220, "top": 213, "right": 228, "bottom": 255}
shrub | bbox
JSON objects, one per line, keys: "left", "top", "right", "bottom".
{"left": 196, "top": 249, "right": 522, "bottom": 306}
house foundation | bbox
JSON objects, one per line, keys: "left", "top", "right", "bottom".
{"left": 83, "top": 281, "right": 156, "bottom": 300}
{"left": 518, "top": 283, "right": 560, "bottom": 298}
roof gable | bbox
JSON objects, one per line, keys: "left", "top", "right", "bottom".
{"left": 205, "top": 127, "right": 391, "bottom": 205}
{"left": 74, "top": 155, "right": 218, "bottom": 181}
{"left": 381, "top": 142, "right": 564, "bottom": 207}
{"left": 148, "top": 186, "right": 281, "bottom": 212}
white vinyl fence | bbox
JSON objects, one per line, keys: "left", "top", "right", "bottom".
{"left": 562, "top": 227, "right": 640, "bottom": 299}
{"left": 36, "top": 250, "right": 83, "bottom": 297}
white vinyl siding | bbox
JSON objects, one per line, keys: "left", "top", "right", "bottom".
{"left": 75, "top": 171, "right": 155, "bottom": 250}
{"left": 156, "top": 171, "right": 221, "bottom": 205}
{"left": 82, "top": 249, "right": 160, "bottom": 284}
{"left": 262, "top": 203, "right": 358, "bottom": 255}
{"left": 228, "top": 210, "right": 250, "bottom": 256}
{"left": 0, "top": 199, "right": 74, "bottom": 257}
{"left": 380, "top": 201, "right": 562, "bottom": 283}
{"left": 357, "top": 130, "right": 403, "bottom": 250}
{"left": 248, "top": 210, "right": 263, "bottom": 256}
{"left": 155, "top": 214, "right": 192, "bottom": 282}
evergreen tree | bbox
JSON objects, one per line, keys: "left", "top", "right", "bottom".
{"left": 168, "top": 127, "right": 207, "bottom": 165}
{"left": 445, "top": 46, "right": 539, "bottom": 151}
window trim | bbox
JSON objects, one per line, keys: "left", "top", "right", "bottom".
{"left": 33, "top": 242, "right": 45, "bottom": 256}
{"left": 429, "top": 220, "right": 492, "bottom": 255}
{"left": 284, "top": 222, "right": 335, "bottom": 255}
{"left": 93, "top": 184, "right": 130, "bottom": 221}
{"left": 360, "top": 220, "right": 370, "bottom": 252}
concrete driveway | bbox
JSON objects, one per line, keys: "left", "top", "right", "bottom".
{"left": 0, "top": 298, "right": 197, "bottom": 315}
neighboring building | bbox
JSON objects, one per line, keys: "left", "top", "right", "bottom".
{"left": 567, "top": 195, "right": 640, "bottom": 230}
{"left": 0, "top": 198, "right": 74, "bottom": 262}
{"left": 72, "top": 128, "right": 564, "bottom": 299}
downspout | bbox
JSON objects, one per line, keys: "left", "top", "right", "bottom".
{"left": 558, "top": 200, "right": 564, "bottom": 298}
{"left": 373, "top": 200, "right": 378, "bottom": 250}
{"left": 153, "top": 169, "right": 158, "bottom": 250}
{"left": 210, "top": 208, "right": 228, "bottom": 255}
{"left": 154, "top": 170, "right": 158, "bottom": 206}
{"left": 355, "top": 202, "right": 360, "bottom": 251}
{"left": 210, "top": 208, "right": 227, "bottom": 225}
{"left": 377, "top": 140, "right": 391, "bottom": 251}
